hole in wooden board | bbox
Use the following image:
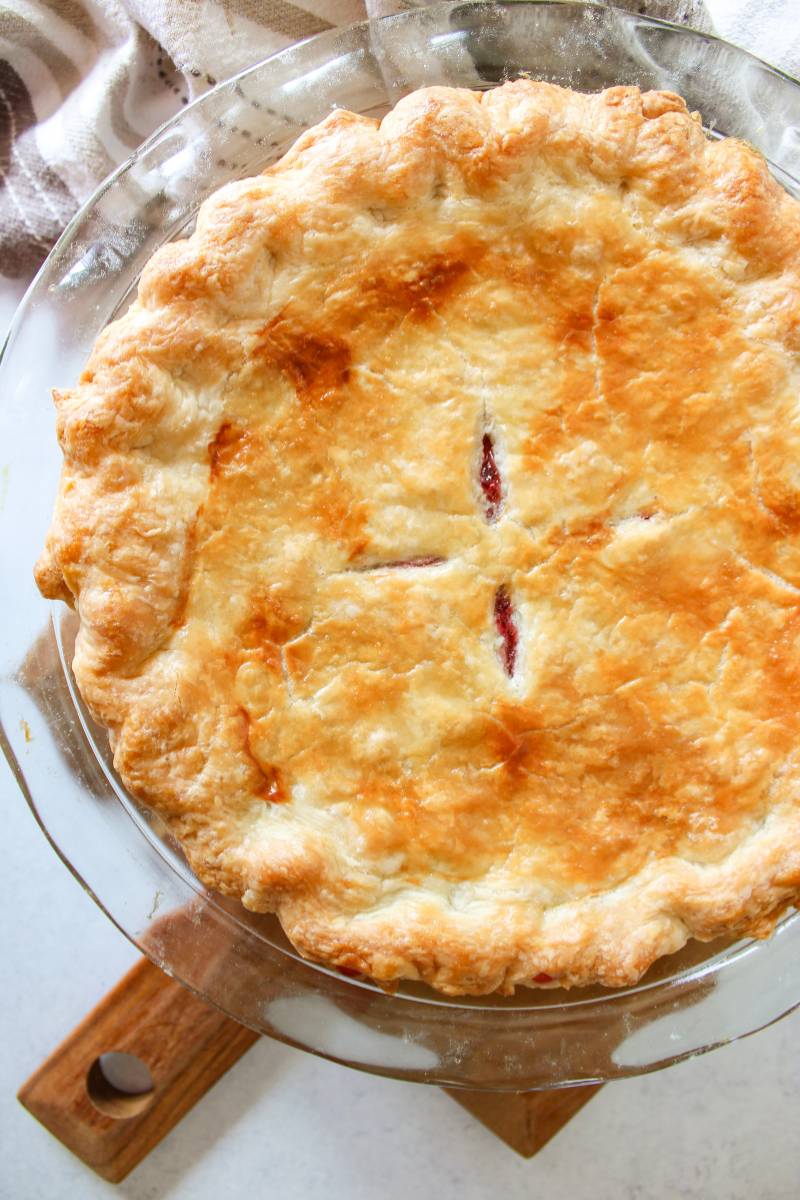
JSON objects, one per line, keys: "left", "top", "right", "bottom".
{"left": 86, "top": 1052, "right": 155, "bottom": 1119}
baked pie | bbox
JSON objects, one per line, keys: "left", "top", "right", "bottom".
{"left": 36, "top": 81, "right": 800, "bottom": 994}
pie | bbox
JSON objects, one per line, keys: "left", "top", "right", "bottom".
{"left": 36, "top": 81, "right": 800, "bottom": 994}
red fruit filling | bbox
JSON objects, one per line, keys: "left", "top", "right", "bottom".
{"left": 381, "top": 555, "right": 444, "bottom": 569}
{"left": 494, "top": 585, "right": 518, "bottom": 676}
{"left": 480, "top": 432, "right": 502, "bottom": 521}
{"left": 357, "top": 555, "right": 445, "bottom": 572}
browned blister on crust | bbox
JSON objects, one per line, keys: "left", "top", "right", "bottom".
{"left": 36, "top": 82, "right": 800, "bottom": 994}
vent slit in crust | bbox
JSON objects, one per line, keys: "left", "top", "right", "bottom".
{"left": 479, "top": 430, "right": 503, "bottom": 523}
{"left": 352, "top": 555, "right": 446, "bottom": 571}
{"left": 493, "top": 585, "right": 518, "bottom": 677}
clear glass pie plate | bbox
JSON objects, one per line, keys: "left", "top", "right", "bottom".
{"left": 3, "top": 0, "right": 800, "bottom": 1092}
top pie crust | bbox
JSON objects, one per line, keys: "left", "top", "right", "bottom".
{"left": 36, "top": 82, "right": 800, "bottom": 994}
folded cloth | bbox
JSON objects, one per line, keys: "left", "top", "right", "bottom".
{"left": 0, "top": 0, "right": 752, "bottom": 294}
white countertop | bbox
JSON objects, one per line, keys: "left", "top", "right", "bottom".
{"left": 4, "top": 4, "right": 800, "bottom": 1194}
{"left": 3, "top": 737, "right": 800, "bottom": 1199}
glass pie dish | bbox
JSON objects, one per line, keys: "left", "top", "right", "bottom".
{"left": 3, "top": 0, "right": 800, "bottom": 1092}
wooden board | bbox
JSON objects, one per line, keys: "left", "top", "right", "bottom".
{"left": 18, "top": 958, "right": 259, "bottom": 1183}
{"left": 18, "top": 956, "right": 601, "bottom": 1180}
{"left": 445, "top": 1083, "right": 602, "bottom": 1157}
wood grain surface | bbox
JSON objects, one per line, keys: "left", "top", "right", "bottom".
{"left": 445, "top": 1082, "right": 603, "bottom": 1157}
{"left": 17, "top": 957, "right": 259, "bottom": 1183}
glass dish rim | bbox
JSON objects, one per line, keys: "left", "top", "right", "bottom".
{"left": 3, "top": 0, "right": 800, "bottom": 1088}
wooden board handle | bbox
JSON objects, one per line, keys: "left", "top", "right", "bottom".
{"left": 17, "top": 956, "right": 259, "bottom": 1183}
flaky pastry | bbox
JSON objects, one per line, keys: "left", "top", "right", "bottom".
{"left": 37, "top": 82, "right": 800, "bottom": 994}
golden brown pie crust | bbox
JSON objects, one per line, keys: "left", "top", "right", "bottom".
{"left": 36, "top": 82, "right": 800, "bottom": 993}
